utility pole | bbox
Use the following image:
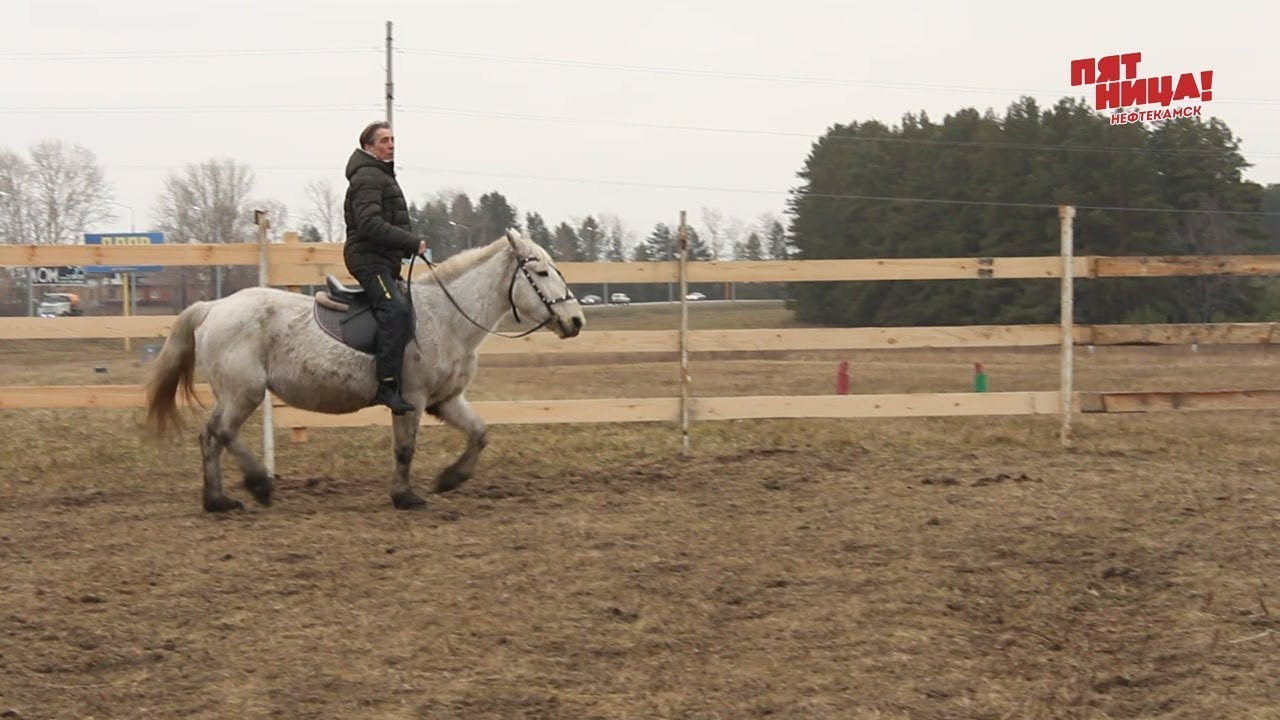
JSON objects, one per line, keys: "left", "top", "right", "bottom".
{"left": 385, "top": 21, "right": 394, "bottom": 126}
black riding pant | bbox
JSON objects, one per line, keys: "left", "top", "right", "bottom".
{"left": 351, "top": 266, "right": 413, "bottom": 386}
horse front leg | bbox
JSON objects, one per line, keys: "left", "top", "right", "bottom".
{"left": 429, "top": 394, "right": 489, "bottom": 493}
{"left": 389, "top": 407, "right": 427, "bottom": 510}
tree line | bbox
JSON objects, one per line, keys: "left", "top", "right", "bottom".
{"left": 785, "top": 96, "right": 1280, "bottom": 325}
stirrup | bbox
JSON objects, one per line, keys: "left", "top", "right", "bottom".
{"left": 375, "top": 381, "right": 414, "bottom": 415}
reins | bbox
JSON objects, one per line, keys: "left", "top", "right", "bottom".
{"left": 405, "top": 249, "right": 569, "bottom": 341}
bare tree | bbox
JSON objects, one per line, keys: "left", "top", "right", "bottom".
{"left": 722, "top": 216, "right": 746, "bottom": 260}
{"left": 0, "top": 149, "right": 32, "bottom": 245}
{"left": 25, "top": 140, "right": 113, "bottom": 245}
{"left": 153, "top": 158, "right": 256, "bottom": 244}
{"left": 152, "top": 158, "right": 256, "bottom": 302}
{"left": 303, "top": 178, "right": 342, "bottom": 242}
{"left": 250, "top": 198, "right": 291, "bottom": 243}
{"left": 596, "top": 213, "right": 633, "bottom": 261}
{"left": 700, "top": 206, "right": 725, "bottom": 260}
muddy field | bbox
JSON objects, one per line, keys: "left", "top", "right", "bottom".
{"left": 2, "top": 320, "right": 1279, "bottom": 718}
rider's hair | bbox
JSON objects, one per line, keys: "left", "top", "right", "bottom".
{"left": 359, "top": 121, "right": 391, "bottom": 149}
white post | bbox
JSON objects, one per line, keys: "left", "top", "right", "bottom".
{"left": 254, "top": 210, "right": 276, "bottom": 474}
{"left": 678, "top": 210, "right": 691, "bottom": 456}
{"left": 1059, "top": 205, "right": 1076, "bottom": 448}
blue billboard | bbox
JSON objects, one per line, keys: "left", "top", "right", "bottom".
{"left": 84, "top": 232, "right": 164, "bottom": 273}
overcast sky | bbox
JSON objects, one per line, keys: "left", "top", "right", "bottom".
{"left": 3, "top": 0, "right": 1276, "bottom": 243}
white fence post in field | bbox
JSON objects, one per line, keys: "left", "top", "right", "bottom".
{"left": 1059, "top": 204, "right": 1076, "bottom": 448}
{"left": 678, "top": 210, "right": 691, "bottom": 456}
{"left": 254, "top": 210, "right": 276, "bottom": 474}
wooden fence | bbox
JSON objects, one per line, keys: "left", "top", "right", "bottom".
{"left": 2, "top": 207, "right": 1279, "bottom": 462}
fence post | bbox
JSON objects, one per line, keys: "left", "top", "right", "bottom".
{"left": 282, "top": 230, "right": 309, "bottom": 444}
{"left": 254, "top": 210, "right": 276, "bottom": 474}
{"left": 678, "top": 210, "right": 691, "bottom": 456}
{"left": 1059, "top": 205, "right": 1076, "bottom": 448}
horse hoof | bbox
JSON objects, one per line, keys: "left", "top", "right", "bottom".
{"left": 435, "top": 468, "right": 470, "bottom": 493}
{"left": 244, "top": 473, "right": 273, "bottom": 506}
{"left": 204, "top": 496, "right": 244, "bottom": 513}
{"left": 391, "top": 490, "right": 427, "bottom": 510}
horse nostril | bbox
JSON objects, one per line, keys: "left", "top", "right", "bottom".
{"left": 572, "top": 316, "right": 583, "bottom": 330}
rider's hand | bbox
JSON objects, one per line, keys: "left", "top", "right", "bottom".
{"left": 417, "top": 240, "right": 427, "bottom": 257}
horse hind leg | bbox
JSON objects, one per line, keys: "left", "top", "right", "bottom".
{"left": 228, "top": 434, "right": 273, "bottom": 506}
{"left": 200, "top": 406, "right": 243, "bottom": 512}
{"left": 200, "top": 391, "right": 269, "bottom": 512}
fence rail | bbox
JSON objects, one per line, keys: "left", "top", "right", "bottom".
{"left": 3, "top": 209, "right": 1279, "bottom": 460}
{"left": 2, "top": 317, "right": 1277, "bottom": 349}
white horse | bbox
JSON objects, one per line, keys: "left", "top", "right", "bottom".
{"left": 144, "top": 229, "right": 585, "bottom": 512}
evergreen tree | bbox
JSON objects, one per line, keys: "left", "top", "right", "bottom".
{"left": 766, "top": 219, "right": 789, "bottom": 260}
{"left": 525, "top": 212, "right": 554, "bottom": 251}
{"left": 577, "top": 215, "right": 605, "bottom": 261}
{"left": 1263, "top": 184, "right": 1280, "bottom": 253}
{"left": 447, "top": 193, "right": 477, "bottom": 251}
{"left": 639, "top": 223, "right": 676, "bottom": 261}
{"left": 736, "top": 231, "right": 765, "bottom": 260}
{"left": 551, "top": 222, "right": 580, "bottom": 260}
{"left": 475, "top": 191, "right": 519, "bottom": 246}
{"left": 686, "top": 226, "right": 712, "bottom": 261}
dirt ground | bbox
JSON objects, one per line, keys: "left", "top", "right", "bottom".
{"left": 2, "top": 334, "right": 1279, "bottom": 718}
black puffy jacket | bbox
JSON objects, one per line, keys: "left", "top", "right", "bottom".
{"left": 342, "top": 149, "right": 419, "bottom": 275}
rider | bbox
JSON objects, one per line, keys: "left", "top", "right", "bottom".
{"left": 342, "top": 120, "right": 427, "bottom": 415}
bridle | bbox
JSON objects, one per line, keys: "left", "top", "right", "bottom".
{"left": 407, "top": 248, "right": 576, "bottom": 340}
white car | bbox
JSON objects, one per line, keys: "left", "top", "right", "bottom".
{"left": 609, "top": 292, "right": 631, "bottom": 305}
{"left": 684, "top": 292, "right": 706, "bottom": 301}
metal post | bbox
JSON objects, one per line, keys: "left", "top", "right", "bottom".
{"left": 254, "top": 210, "right": 276, "bottom": 474}
{"left": 283, "top": 230, "right": 308, "bottom": 444}
{"left": 123, "top": 272, "right": 132, "bottom": 353}
{"left": 1059, "top": 205, "right": 1076, "bottom": 448}
{"left": 385, "top": 21, "right": 394, "bottom": 126}
{"left": 678, "top": 210, "right": 690, "bottom": 456}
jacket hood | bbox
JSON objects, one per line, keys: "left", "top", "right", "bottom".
{"left": 345, "top": 148, "right": 394, "bottom": 180}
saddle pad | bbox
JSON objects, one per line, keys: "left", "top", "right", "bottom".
{"left": 313, "top": 302, "right": 346, "bottom": 345}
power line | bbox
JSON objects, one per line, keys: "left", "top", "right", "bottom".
{"left": 396, "top": 104, "right": 1280, "bottom": 159}
{"left": 0, "top": 47, "right": 376, "bottom": 61}
{"left": 5, "top": 100, "right": 1275, "bottom": 159}
{"left": 0, "top": 104, "right": 378, "bottom": 115}
{"left": 399, "top": 47, "right": 1280, "bottom": 107}
{"left": 375, "top": 166, "right": 1280, "bottom": 217}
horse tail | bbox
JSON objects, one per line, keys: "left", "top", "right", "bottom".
{"left": 144, "top": 300, "right": 211, "bottom": 436}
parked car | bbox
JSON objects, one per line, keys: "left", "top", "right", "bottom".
{"left": 609, "top": 292, "right": 631, "bottom": 305}
{"left": 580, "top": 294, "right": 602, "bottom": 305}
{"left": 684, "top": 292, "right": 706, "bottom": 301}
{"left": 37, "top": 292, "right": 83, "bottom": 317}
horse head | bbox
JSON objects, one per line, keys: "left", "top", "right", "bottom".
{"left": 503, "top": 229, "right": 585, "bottom": 339}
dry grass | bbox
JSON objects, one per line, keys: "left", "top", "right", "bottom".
{"left": 2, "top": 304, "right": 1279, "bottom": 719}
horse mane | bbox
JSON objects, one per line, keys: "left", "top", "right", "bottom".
{"left": 412, "top": 237, "right": 510, "bottom": 286}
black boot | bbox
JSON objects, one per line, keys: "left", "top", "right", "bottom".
{"left": 374, "top": 377, "right": 415, "bottom": 415}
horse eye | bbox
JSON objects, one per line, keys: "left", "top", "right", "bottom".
{"left": 536, "top": 270, "right": 550, "bottom": 277}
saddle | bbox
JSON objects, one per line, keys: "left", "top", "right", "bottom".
{"left": 312, "top": 275, "right": 409, "bottom": 354}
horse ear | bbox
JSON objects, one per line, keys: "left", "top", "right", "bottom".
{"left": 505, "top": 229, "right": 520, "bottom": 250}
